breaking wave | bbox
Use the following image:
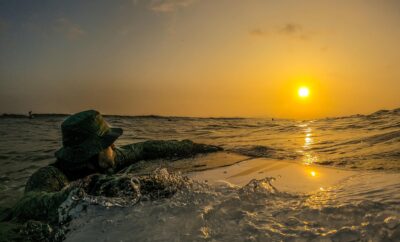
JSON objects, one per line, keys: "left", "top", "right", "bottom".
{"left": 61, "top": 169, "right": 400, "bottom": 242}
{"left": 0, "top": 108, "right": 399, "bottom": 241}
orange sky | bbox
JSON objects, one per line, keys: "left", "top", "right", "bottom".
{"left": 0, "top": 0, "right": 399, "bottom": 118}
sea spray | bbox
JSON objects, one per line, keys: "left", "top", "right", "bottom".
{"left": 60, "top": 169, "right": 400, "bottom": 241}
{"left": 0, "top": 109, "right": 399, "bottom": 241}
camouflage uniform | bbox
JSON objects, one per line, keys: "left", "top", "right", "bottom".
{"left": 12, "top": 140, "right": 220, "bottom": 223}
{"left": 0, "top": 110, "right": 221, "bottom": 241}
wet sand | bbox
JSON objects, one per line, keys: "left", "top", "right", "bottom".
{"left": 189, "top": 152, "right": 361, "bottom": 194}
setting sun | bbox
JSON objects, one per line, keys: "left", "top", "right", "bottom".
{"left": 298, "top": 87, "right": 310, "bottom": 98}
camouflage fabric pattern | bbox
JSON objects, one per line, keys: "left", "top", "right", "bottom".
{"left": 80, "top": 169, "right": 189, "bottom": 201}
{"left": 114, "top": 139, "right": 222, "bottom": 170}
{"left": 55, "top": 110, "right": 123, "bottom": 171}
{"left": 25, "top": 166, "right": 69, "bottom": 193}
{"left": 0, "top": 139, "right": 222, "bottom": 241}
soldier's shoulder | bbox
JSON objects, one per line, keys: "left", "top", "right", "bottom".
{"left": 25, "top": 164, "right": 69, "bottom": 193}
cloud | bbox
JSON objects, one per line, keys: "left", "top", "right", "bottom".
{"left": 54, "top": 18, "right": 85, "bottom": 40}
{"left": 279, "top": 23, "right": 302, "bottom": 35}
{"left": 249, "top": 28, "right": 268, "bottom": 37}
{"left": 278, "top": 23, "right": 310, "bottom": 40}
{"left": 148, "top": 0, "right": 196, "bottom": 13}
{"left": 277, "top": 23, "right": 314, "bottom": 40}
{"left": 249, "top": 23, "right": 312, "bottom": 40}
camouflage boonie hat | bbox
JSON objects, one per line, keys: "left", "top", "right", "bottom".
{"left": 55, "top": 110, "right": 123, "bottom": 170}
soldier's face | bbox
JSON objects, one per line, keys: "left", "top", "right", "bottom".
{"left": 98, "top": 144, "right": 116, "bottom": 171}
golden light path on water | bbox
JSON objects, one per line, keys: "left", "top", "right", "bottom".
{"left": 297, "top": 121, "right": 326, "bottom": 192}
{"left": 301, "top": 122, "right": 319, "bottom": 165}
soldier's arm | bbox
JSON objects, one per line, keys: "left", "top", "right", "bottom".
{"left": 25, "top": 166, "right": 69, "bottom": 194}
{"left": 10, "top": 188, "right": 73, "bottom": 224}
{"left": 114, "top": 139, "right": 222, "bottom": 170}
{"left": 10, "top": 166, "right": 71, "bottom": 224}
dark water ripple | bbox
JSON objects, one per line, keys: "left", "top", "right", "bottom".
{"left": 0, "top": 108, "right": 399, "bottom": 208}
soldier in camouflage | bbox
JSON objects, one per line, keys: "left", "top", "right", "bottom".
{"left": 0, "top": 110, "right": 222, "bottom": 241}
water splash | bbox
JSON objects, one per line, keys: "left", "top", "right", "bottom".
{"left": 61, "top": 169, "right": 400, "bottom": 241}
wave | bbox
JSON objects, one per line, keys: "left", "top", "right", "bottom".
{"left": 0, "top": 107, "right": 399, "bottom": 213}
{"left": 62, "top": 169, "right": 400, "bottom": 242}
{"left": 229, "top": 145, "right": 299, "bottom": 160}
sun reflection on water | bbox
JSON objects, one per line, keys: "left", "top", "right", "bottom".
{"left": 301, "top": 123, "right": 319, "bottom": 165}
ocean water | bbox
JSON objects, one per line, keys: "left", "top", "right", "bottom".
{"left": 0, "top": 108, "right": 400, "bottom": 241}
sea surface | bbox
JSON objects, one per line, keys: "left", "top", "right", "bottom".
{"left": 0, "top": 108, "right": 400, "bottom": 241}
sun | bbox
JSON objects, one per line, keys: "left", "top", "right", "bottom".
{"left": 298, "top": 87, "right": 310, "bottom": 98}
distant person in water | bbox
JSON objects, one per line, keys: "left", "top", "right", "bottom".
{"left": 2, "top": 110, "right": 222, "bottom": 241}
{"left": 28, "top": 111, "right": 33, "bottom": 119}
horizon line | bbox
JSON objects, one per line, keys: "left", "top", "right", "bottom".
{"left": 1, "top": 107, "right": 399, "bottom": 120}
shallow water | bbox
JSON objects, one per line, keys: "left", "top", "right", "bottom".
{"left": 0, "top": 109, "right": 400, "bottom": 241}
{"left": 64, "top": 169, "right": 400, "bottom": 242}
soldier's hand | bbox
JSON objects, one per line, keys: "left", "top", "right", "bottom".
{"left": 193, "top": 143, "right": 223, "bottom": 153}
{"left": 96, "top": 175, "right": 141, "bottom": 198}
